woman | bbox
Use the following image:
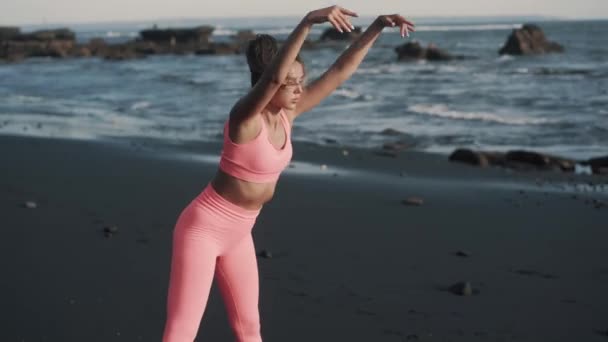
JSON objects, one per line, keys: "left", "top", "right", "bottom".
{"left": 162, "top": 6, "right": 415, "bottom": 342}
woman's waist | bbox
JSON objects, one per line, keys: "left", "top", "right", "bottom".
{"left": 210, "top": 170, "right": 278, "bottom": 210}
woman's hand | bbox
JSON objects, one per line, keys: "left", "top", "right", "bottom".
{"left": 376, "top": 14, "right": 416, "bottom": 37}
{"left": 304, "top": 5, "right": 359, "bottom": 33}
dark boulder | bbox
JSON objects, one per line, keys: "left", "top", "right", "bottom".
{"left": 449, "top": 148, "right": 490, "bottom": 167}
{"left": 395, "top": 41, "right": 463, "bottom": 61}
{"left": 14, "top": 28, "right": 76, "bottom": 41}
{"left": 450, "top": 148, "right": 577, "bottom": 172}
{"left": 584, "top": 156, "right": 608, "bottom": 175}
{"left": 499, "top": 24, "right": 564, "bottom": 55}
{"left": 0, "top": 26, "right": 20, "bottom": 41}
{"left": 320, "top": 27, "right": 362, "bottom": 41}
{"left": 139, "top": 26, "right": 214, "bottom": 45}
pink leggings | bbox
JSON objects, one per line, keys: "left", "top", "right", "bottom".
{"left": 162, "top": 183, "right": 263, "bottom": 342}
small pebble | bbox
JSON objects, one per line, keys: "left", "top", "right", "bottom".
{"left": 103, "top": 225, "right": 118, "bottom": 238}
{"left": 342, "top": 150, "right": 349, "bottom": 156}
{"left": 401, "top": 197, "right": 424, "bottom": 206}
{"left": 454, "top": 250, "right": 471, "bottom": 257}
{"left": 257, "top": 250, "right": 272, "bottom": 259}
{"left": 320, "top": 164, "right": 327, "bottom": 170}
{"left": 449, "top": 281, "right": 474, "bottom": 296}
{"left": 23, "top": 201, "right": 37, "bottom": 209}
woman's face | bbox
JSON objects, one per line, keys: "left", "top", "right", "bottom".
{"left": 270, "top": 61, "right": 306, "bottom": 111}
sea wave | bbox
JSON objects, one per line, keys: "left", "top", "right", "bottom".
{"left": 333, "top": 88, "right": 373, "bottom": 101}
{"left": 408, "top": 104, "right": 554, "bottom": 125}
{"left": 130, "top": 101, "right": 150, "bottom": 111}
{"left": 414, "top": 23, "right": 521, "bottom": 32}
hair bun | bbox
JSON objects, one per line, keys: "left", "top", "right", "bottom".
{"left": 246, "top": 34, "right": 279, "bottom": 74}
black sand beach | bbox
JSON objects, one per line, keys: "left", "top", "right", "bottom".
{"left": 1, "top": 134, "right": 607, "bottom": 341}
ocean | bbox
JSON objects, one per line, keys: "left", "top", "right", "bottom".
{"left": 1, "top": 17, "right": 606, "bottom": 159}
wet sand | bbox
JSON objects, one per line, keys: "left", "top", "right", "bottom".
{"left": 1, "top": 134, "right": 607, "bottom": 342}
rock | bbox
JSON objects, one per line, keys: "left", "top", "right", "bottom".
{"left": 453, "top": 250, "right": 471, "bottom": 257}
{"left": 234, "top": 29, "right": 256, "bottom": 43}
{"left": 0, "top": 26, "right": 20, "bottom": 41}
{"left": 103, "top": 225, "right": 119, "bottom": 238}
{"left": 233, "top": 30, "right": 257, "bottom": 53}
{"left": 401, "top": 197, "right": 424, "bottom": 206}
{"left": 449, "top": 148, "right": 490, "bottom": 167}
{"left": 139, "top": 26, "right": 214, "bottom": 45}
{"left": 320, "top": 27, "right": 362, "bottom": 41}
{"left": 257, "top": 249, "right": 272, "bottom": 259}
{"left": 383, "top": 140, "right": 410, "bottom": 152}
{"left": 395, "top": 41, "right": 426, "bottom": 60}
{"left": 323, "top": 138, "right": 338, "bottom": 144}
{"left": 87, "top": 38, "right": 107, "bottom": 56}
{"left": 342, "top": 150, "right": 349, "bottom": 156}
{"left": 14, "top": 28, "right": 76, "bottom": 42}
{"left": 23, "top": 201, "right": 37, "bottom": 209}
{"left": 506, "top": 150, "right": 551, "bottom": 167}
{"left": 449, "top": 281, "right": 474, "bottom": 296}
{"left": 103, "top": 45, "right": 143, "bottom": 61}
{"left": 499, "top": 24, "right": 564, "bottom": 55}
{"left": 69, "top": 45, "right": 91, "bottom": 57}
{"left": 395, "top": 42, "right": 426, "bottom": 61}
{"left": 584, "top": 156, "right": 608, "bottom": 175}
{"left": 425, "top": 43, "right": 454, "bottom": 61}
{"left": 395, "top": 41, "right": 463, "bottom": 61}
{"left": 373, "top": 150, "right": 397, "bottom": 158}
{"left": 0, "top": 28, "right": 76, "bottom": 60}
{"left": 451, "top": 148, "right": 578, "bottom": 172}
{"left": 504, "top": 150, "right": 575, "bottom": 172}
{"left": 380, "top": 128, "right": 404, "bottom": 136}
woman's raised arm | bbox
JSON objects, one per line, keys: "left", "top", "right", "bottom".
{"left": 293, "top": 14, "right": 415, "bottom": 118}
{"left": 230, "top": 6, "right": 359, "bottom": 123}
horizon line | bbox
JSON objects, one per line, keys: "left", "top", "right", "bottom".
{"left": 8, "top": 13, "right": 608, "bottom": 28}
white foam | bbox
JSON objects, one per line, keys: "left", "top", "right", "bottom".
{"left": 130, "top": 101, "right": 151, "bottom": 111}
{"left": 12, "top": 95, "right": 44, "bottom": 103}
{"left": 105, "top": 31, "right": 137, "bottom": 38}
{"left": 414, "top": 23, "right": 521, "bottom": 32}
{"left": 212, "top": 27, "right": 324, "bottom": 36}
{"left": 333, "top": 88, "right": 361, "bottom": 99}
{"left": 409, "top": 104, "right": 554, "bottom": 126}
{"left": 496, "top": 55, "right": 514, "bottom": 62}
{"left": 355, "top": 64, "right": 405, "bottom": 75}
{"left": 212, "top": 28, "right": 238, "bottom": 36}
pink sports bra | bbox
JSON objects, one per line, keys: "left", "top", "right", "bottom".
{"left": 219, "top": 109, "right": 293, "bottom": 183}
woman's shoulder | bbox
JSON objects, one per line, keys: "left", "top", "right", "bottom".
{"left": 226, "top": 112, "right": 263, "bottom": 143}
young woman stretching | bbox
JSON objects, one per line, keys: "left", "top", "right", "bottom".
{"left": 162, "top": 6, "right": 415, "bottom": 341}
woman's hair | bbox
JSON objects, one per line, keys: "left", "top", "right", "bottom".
{"left": 246, "top": 34, "right": 305, "bottom": 87}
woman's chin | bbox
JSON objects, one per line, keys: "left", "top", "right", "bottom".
{"left": 285, "top": 103, "right": 298, "bottom": 110}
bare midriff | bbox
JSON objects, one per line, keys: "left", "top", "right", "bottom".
{"left": 210, "top": 169, "right": 277, "bottom": 210}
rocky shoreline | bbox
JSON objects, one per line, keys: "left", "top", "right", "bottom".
{"left": 1, "top": 22, "right": 565, "bottom": 62}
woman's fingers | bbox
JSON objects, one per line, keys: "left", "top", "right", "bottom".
{"left": 335, "top": 13, "right": 354, "bottom": 32}
{"left": 341, "top": 14, "right": 355, "bottom": 31}
{"left": 339, "top": 7, "right": 359, "bottom": 17}
{"left": 396, "top": 15, "right": 416, "bottom": 29}
{"left": 328, "top": 16, "right": 343, "bottom": 32}
{"left": 386, "top": 14, "right": 415, "bottom": 29}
